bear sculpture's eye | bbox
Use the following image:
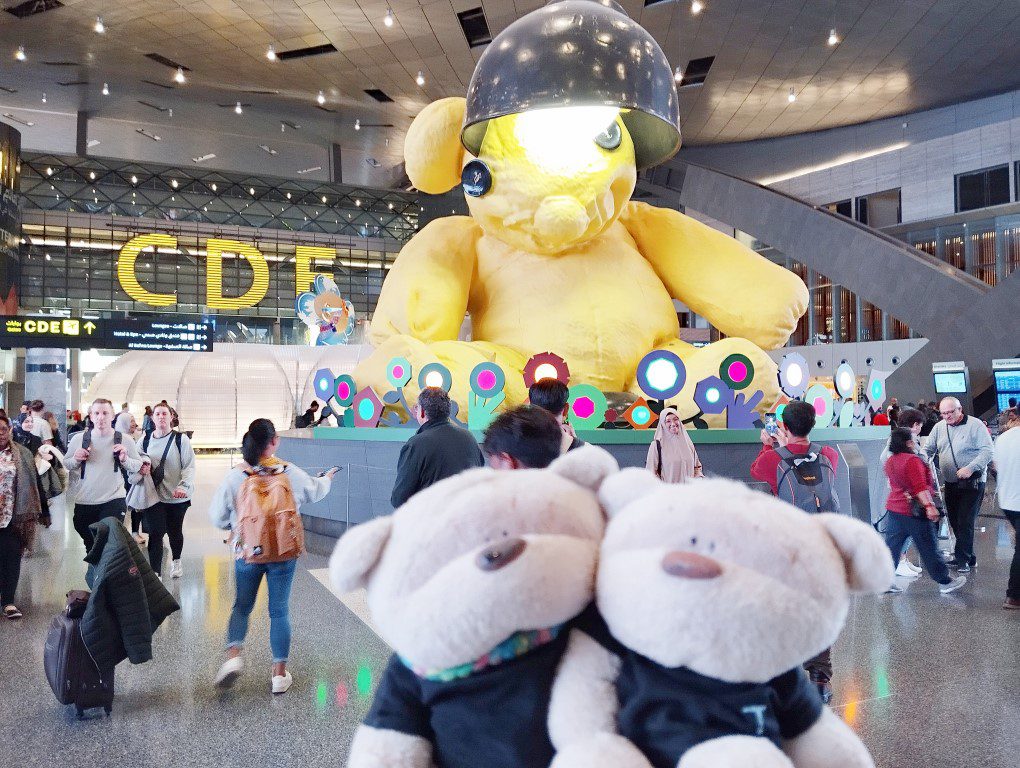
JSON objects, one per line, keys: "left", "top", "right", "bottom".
{"left": 461, "top": 159, "right": 492, "bottom": 197}
{"left": 594, "top": 121, "right": 622, "bottom": 151}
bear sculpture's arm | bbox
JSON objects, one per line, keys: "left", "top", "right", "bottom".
{"left": 619, "top": 201, "right": 808, "bottom": 350}
{"left": 548, "top": 630, "right": 654, "bottom": 768}
{"left": 781, "top": 708, "right": 876, "bottom": 768}
{"left": 368, "top": 216, "right": 481, "bottom": 347}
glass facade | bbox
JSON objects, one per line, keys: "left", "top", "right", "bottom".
{"left": 19, "top": 153, "right": 420, "bottom": 242}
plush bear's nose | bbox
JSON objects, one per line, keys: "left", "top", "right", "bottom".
{"left": 661, "top": 551, "right": 722, "bottom": 580}
{"left": 476, "top": 538, "right": 527, "bottom": 572}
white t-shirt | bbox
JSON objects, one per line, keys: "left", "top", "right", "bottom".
{"left": 994, "top": 427, "right": 1020, "bottom": 512}
{"left": 29, "top": 416, "right": 53, "bottom": 442}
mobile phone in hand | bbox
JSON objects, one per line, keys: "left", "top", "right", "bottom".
{"left": 318, "top": 466, "right": 341, "bottom": 477}
{"left": 763, "top": 413, "right": 779, "bottom": 437}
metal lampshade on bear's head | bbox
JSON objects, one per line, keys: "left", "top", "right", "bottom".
{"left": 462, "top": 0, "right": 681, "bottom": 170}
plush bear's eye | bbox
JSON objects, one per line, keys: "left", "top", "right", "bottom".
{"left": 708, "top": 542, "right": 716, "bottom": 553}
{"left": 501, "top": 530, "right": 508, "bottom": 538}
{"left": 594, "top": 121, "right": 622, "bottom": 151}
{"left": 461, "top": 159, "right": 492, "bottom": 197}
{"left": 690, "top": 536, "right": 698, "bottom": 546}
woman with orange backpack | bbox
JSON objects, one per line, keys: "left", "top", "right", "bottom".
{"left": 209, "top": 418, "right": 337, "bottom": 694}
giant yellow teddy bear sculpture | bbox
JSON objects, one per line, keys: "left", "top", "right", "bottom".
{"left": 355, "top": 98, "right": 808, "bottom": 423}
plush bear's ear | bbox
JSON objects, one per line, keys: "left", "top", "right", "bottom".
{"left": 329, "top": 516, "right": 393, "bottom": 592}
{"left": 598, "top": 467, "right": 661, "bottom": 518}
{"left": 404, "top": 97, "right": 469, "bottom": 194}
{"left": 815, "top": 513, "right": 894, "bottom": 593}
{"left": 549, "top": 445, "right": 619, "bottom": 491}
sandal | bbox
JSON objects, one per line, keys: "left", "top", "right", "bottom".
{"left": 3, "top": 605, "right": 23, "bottom": 619}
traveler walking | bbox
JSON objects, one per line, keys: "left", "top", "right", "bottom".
{"left": 528, "top": 379, "right": 584, "bottom": 453}
{"left": 128, "top": 403, "right": 196, "bottom": 577}
{"left": 883, "top": 428, "right": 967, "bottom": 595}
{"left": 114, "top": 403, "right": 133, "bottom": 435}
{"left": 27, "top": 400, "right": 53, "bottom": 446}
{"left": 923, "top": 397, "right": 994, "bottom": 573}
{"left": 42, "top": 411, "right": 66, "bottom": 453}
{"left": 647, "top": 407, "right": 703, "bottom": 482}
{"left": 142, "top": 405, "right": 154, "bottom": 436}
{"left": 994, "top": 409, "right": 1020, "bottom": 610}
{"left": 0, "top": 414, "right": 43, "bottom": 619}
{"left": 210, "top": 418, "right": 336, "bottom": 694}
{"left": 390, "top": 387, "right": 483, "bottom": 507}
{"left": 751, "top": 398, "right": 840, "bottom": 702}
{"left": 63, "top": 399, "right": 144, "bottom": 553}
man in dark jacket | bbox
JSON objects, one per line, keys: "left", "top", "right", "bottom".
{"left": 82, "top": 517, "right": 179, "bottom": 671}
{"left": 390, "top": 388, "right": 483, "bottom": 508}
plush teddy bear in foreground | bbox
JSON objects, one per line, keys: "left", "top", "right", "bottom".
{"left": 548, "top": 474, "right": 892, "bottom": 768}
{"left": 354, "top": 95, "right": 807, "bottom": 422}
{"left": 329, "top": 445, "right": 618, "bottom": 768}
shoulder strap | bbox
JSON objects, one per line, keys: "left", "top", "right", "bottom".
{"left": 175, "top": 431, "right": 183, "bottom": 454}
{"left": 655, "top": 440, "right": 662, "bottom": 477}
{"left": 80, "top": 429, "right": 91, "bottom": 479}
{"left": 113, "top": 431, "right": 123, "bottom": 474}
{"left": 775, "top": 446, "right": 797, "bottom": 465}
{"left": 142, "top": 431, "right": 150, "bottom": 453}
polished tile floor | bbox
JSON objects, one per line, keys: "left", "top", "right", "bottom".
{"left": 0, "top": 456, "right": 1016, "bottom": 768}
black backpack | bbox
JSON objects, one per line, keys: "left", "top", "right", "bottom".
{"left": 80, "top": 429, "right": 128, "bottom": 486}
{"left": 775, "top": 443, "right": 840, "bottom": 514}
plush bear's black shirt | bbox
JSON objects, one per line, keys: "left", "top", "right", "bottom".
{"left": 365, "top": 631, "right": 569, "bottom": 768}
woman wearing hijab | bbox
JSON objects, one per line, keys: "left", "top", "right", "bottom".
{"left": 0, "top": 413, "right": 43, "bottom": 618}
{"left": 646, "top": 407, "right": 704, "bottom": 482}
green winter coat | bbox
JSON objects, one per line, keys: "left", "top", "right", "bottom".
{"left": 81, "top": 517, "right": 180, "bottom": 670}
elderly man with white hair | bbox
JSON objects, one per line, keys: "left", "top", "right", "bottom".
{"left": 923, "top": 397, "right": 994, "bottom": 573}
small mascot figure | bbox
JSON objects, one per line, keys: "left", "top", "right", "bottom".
{"left": 329, "top": 446, "right": 619, "bottom": 768}
{"left": 548, "top": 474, "right": 891, "bottom": 768}
{"left": 296, "top": 274, "right": 355, "bottom": 346}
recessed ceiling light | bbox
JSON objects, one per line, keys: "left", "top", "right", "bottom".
{"left": 171, "top": 179, "right": 178, "bottom": 188}
{"left": 286, "top": 192, "right": 291, "bottom": 199}
{"left": 416, "top": 70, "right": 425, "bottom": 86}
{"left": 234, "top": 101, "right": 243, "bottom": 114}
{"left": 249, "top": 187, "right": 255, "bottom": 195}
{"left": 211, "top": 182, "right": 217, "bottom": 191}
{"left": 94, "top": 16, "right": 105, "bottom": 34}
{"left": 89, "top": 171, "right": 96, "bottom": 180}
{"left": 691, "top": 1, "right": 704, "bottom": 13}
{"left": 788, "top": 87, "right": 797, "bottom": 103}
{"left": 15, "top": 46, "right": 26, "bottom": 62}
{"left": 355, "top": 199, "right": 361, "bottom": 207}
{"left": 131, "top": 175, "right": 138, "bottom": 184}
{"left": 673, "top": 65, "right": 683, "bottom": 83}
{"left": 321, "top": 195, "right": 327, "bottom": 203}
{"left": 827, "top": 29, "right": 840, "bottom": 46}
{"left": 354, "top": 119, "right": 360, "bottom": 131}
{"left": 174, "top": 67, "right": 186, "bottom": 84}
{"left": 259, "top": 144, "right": 278, "bottom": 155}
{"left": 266, "top": 44, "right": 277, "bottom": 61}
{"left": 316, "top": 90, "right": 325, "bottom": 105}
{"left": 388, "top": 202, "right": 394, "bottom": 210}
{"left": 384, "top": 7, "right": 394, "bottom": 27}
{"left": 46, "top": 167, "right": 53, "bottom": 176}
{"left": 102, "top": 82, "right": 109, "bottom": 96}
{"left": 296, "top": 166, "right": 321, "bottom": 175}
{"left": 41, "top": 92, "right": 47, "bottom": 103}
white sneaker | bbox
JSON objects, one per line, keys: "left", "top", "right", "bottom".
{"left": 939, "top": 575, "right": 967, "bottom": 594}
{"left": 214, "top": 656, "right": 243, "bottom": 688}
{"left": 884, "top": 584, "right": 903, "bottom": 594}
{"left": 170, "top": 560, "right": 183, "bottom": 579}
{"left": 906, "top": 561, "right": 923, "bottom": 574}
{"left": 272, "top": 670, "right": 293, "bottom": 695}
{"left": 895, "top": 560, "right": 920, "bottom": 578}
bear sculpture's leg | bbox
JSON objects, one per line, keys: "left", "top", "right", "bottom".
{"left": 630, "top": 337, "right": 780, "bottom": 428}
{"left": 678, "top": 735, "right": 794, "bottom": 768}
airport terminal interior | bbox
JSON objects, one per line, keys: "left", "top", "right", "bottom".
{"left": 0, "top": 2, "right": 1018, "bottom": 767}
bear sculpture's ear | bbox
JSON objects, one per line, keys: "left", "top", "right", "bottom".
{"left": 329, "top": 516, "right": 393, "bottom": 592}
{"left": 404, "top": 97, "right": 470, "bottom": 194}
{"left": 549, "top": 445, "right": 619, "bottom": 492}
{"left": 815, "top": 513, "right": 895, "bottom": 593}
{"left": 598, "top": 467, "right": 661, "bottom": 519}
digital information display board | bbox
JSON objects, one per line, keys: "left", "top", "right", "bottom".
{"left": 993, "top": 359, "right": 1020, "bottom": 412}
{"left": 0, "top": 316, "right": 213, "bottom": 352}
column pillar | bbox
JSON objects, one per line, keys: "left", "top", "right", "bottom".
{"left": 24, "top": 348, "right": 68, "bottom": 440}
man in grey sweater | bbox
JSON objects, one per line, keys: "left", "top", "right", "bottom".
{"left": 923, "top": 397, "right": 994, "bottom": 572}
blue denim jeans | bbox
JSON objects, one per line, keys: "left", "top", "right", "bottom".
{"left": 227, "top": 558, "right": 298, "bottom": 663}
{"left": 883, "top": 512, "right": 951, "bottom": 584}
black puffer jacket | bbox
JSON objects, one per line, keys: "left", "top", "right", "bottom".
{"left": 82, "top": 517, "right": 180, "bottom": 670}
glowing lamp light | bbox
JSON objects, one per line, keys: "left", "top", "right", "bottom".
{"left": 522, "top": 351, "right": 570, "bottom": 387}
{"left": 706, "top": 388, "right": 720, "bottom": 404}
{"left": 386, "top": 357, "right": 412, "bottom": 389}
{"left": 335, "top": 681, "right": 349, "bottom": 708}
{"left": 174, "top": 67, "right": 186, "bottom": 84}
{"left": 866, "top": 369, "right": 888, "bottom": 410}
{"left": 15, "top": 45, "right": 27, "bottom": 62}
{"left": 778, "top": 353, "right": 809, "bottom": 398}
{"left": 313, "top": 368, "right": 334, "bottom": 399}
{"left": 418, "top": 363, "right": 453, "bottom": 393}
{"left": 828, "top": 29, "right": 840, "bottom": 46}
{"left": 384, "top": 8, "right": 394, "bottom": 27}
{"left": 636, "top": 350, "right": 686, "bottom": 401}
{"left": 316, "top": 680, "right": 328, "bottom": 710}
{"left": 719, "top": 353, "right": 755, "bottom": 390}
{"left": 514, "top": 106, "right": 620, "bottom": 174}
{"left": 334, "top": 374, "right": 357, "bottom": 407}
{"left": 691, "top": 1, "right": 704, "bottom": 14}
{"left": 834, "top": 362, "right": 856, "bottom": 399}
{"left": 567, "top": 384, "right": 608, "bottom": 430}
{"left": 266, "top": 45, "right": 277, "bottom": 61}
{"left": 317, "top": 90, "right": 325, "bottom": 105}
{"left": 803, "top": 384, "right": 835, "bottom": 428}
{"left": 94, "top": 16, "right": 105, "bottom": 34}
{"left": 416, "top": 70, "right": 425, "bottom": 87}
{"left": 694, "top": 375, "right": 733, "bottom": 415}
{"left": 469, "top": 362, "right": 506, "bottom": 399}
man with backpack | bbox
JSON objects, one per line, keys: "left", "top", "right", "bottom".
{"left": 751, "top": 398, "right": 840, "bottom": 703}
{"left": 63, "top": 399, "right": 144, "bottom": 553}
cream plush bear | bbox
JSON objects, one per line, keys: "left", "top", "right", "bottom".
{"left": 329, "top": 445, "right": 619, "bottom": 768}
{"left": 548, "top": 474, "right": 893, "bottom": 768}
{"left": 354, "top": 97, "right": 808, "bottom": 423}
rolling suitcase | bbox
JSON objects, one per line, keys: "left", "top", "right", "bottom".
{"left": 44, "top": 590, "right": 115, "bottom": 718}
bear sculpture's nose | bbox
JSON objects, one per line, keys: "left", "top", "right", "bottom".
{"left": 661, "top": 550, "right": 722, "bottom": 580}
{"left": 476, "top": 538, "right": 527, "bottom": 572}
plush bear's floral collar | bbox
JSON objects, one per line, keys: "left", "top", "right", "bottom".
{"left": 400, "top": 625, "right": 564, "bottom": 683}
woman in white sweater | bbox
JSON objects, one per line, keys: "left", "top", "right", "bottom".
{"left": 128, "top": 403, "right": 196, "bottom": 578}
